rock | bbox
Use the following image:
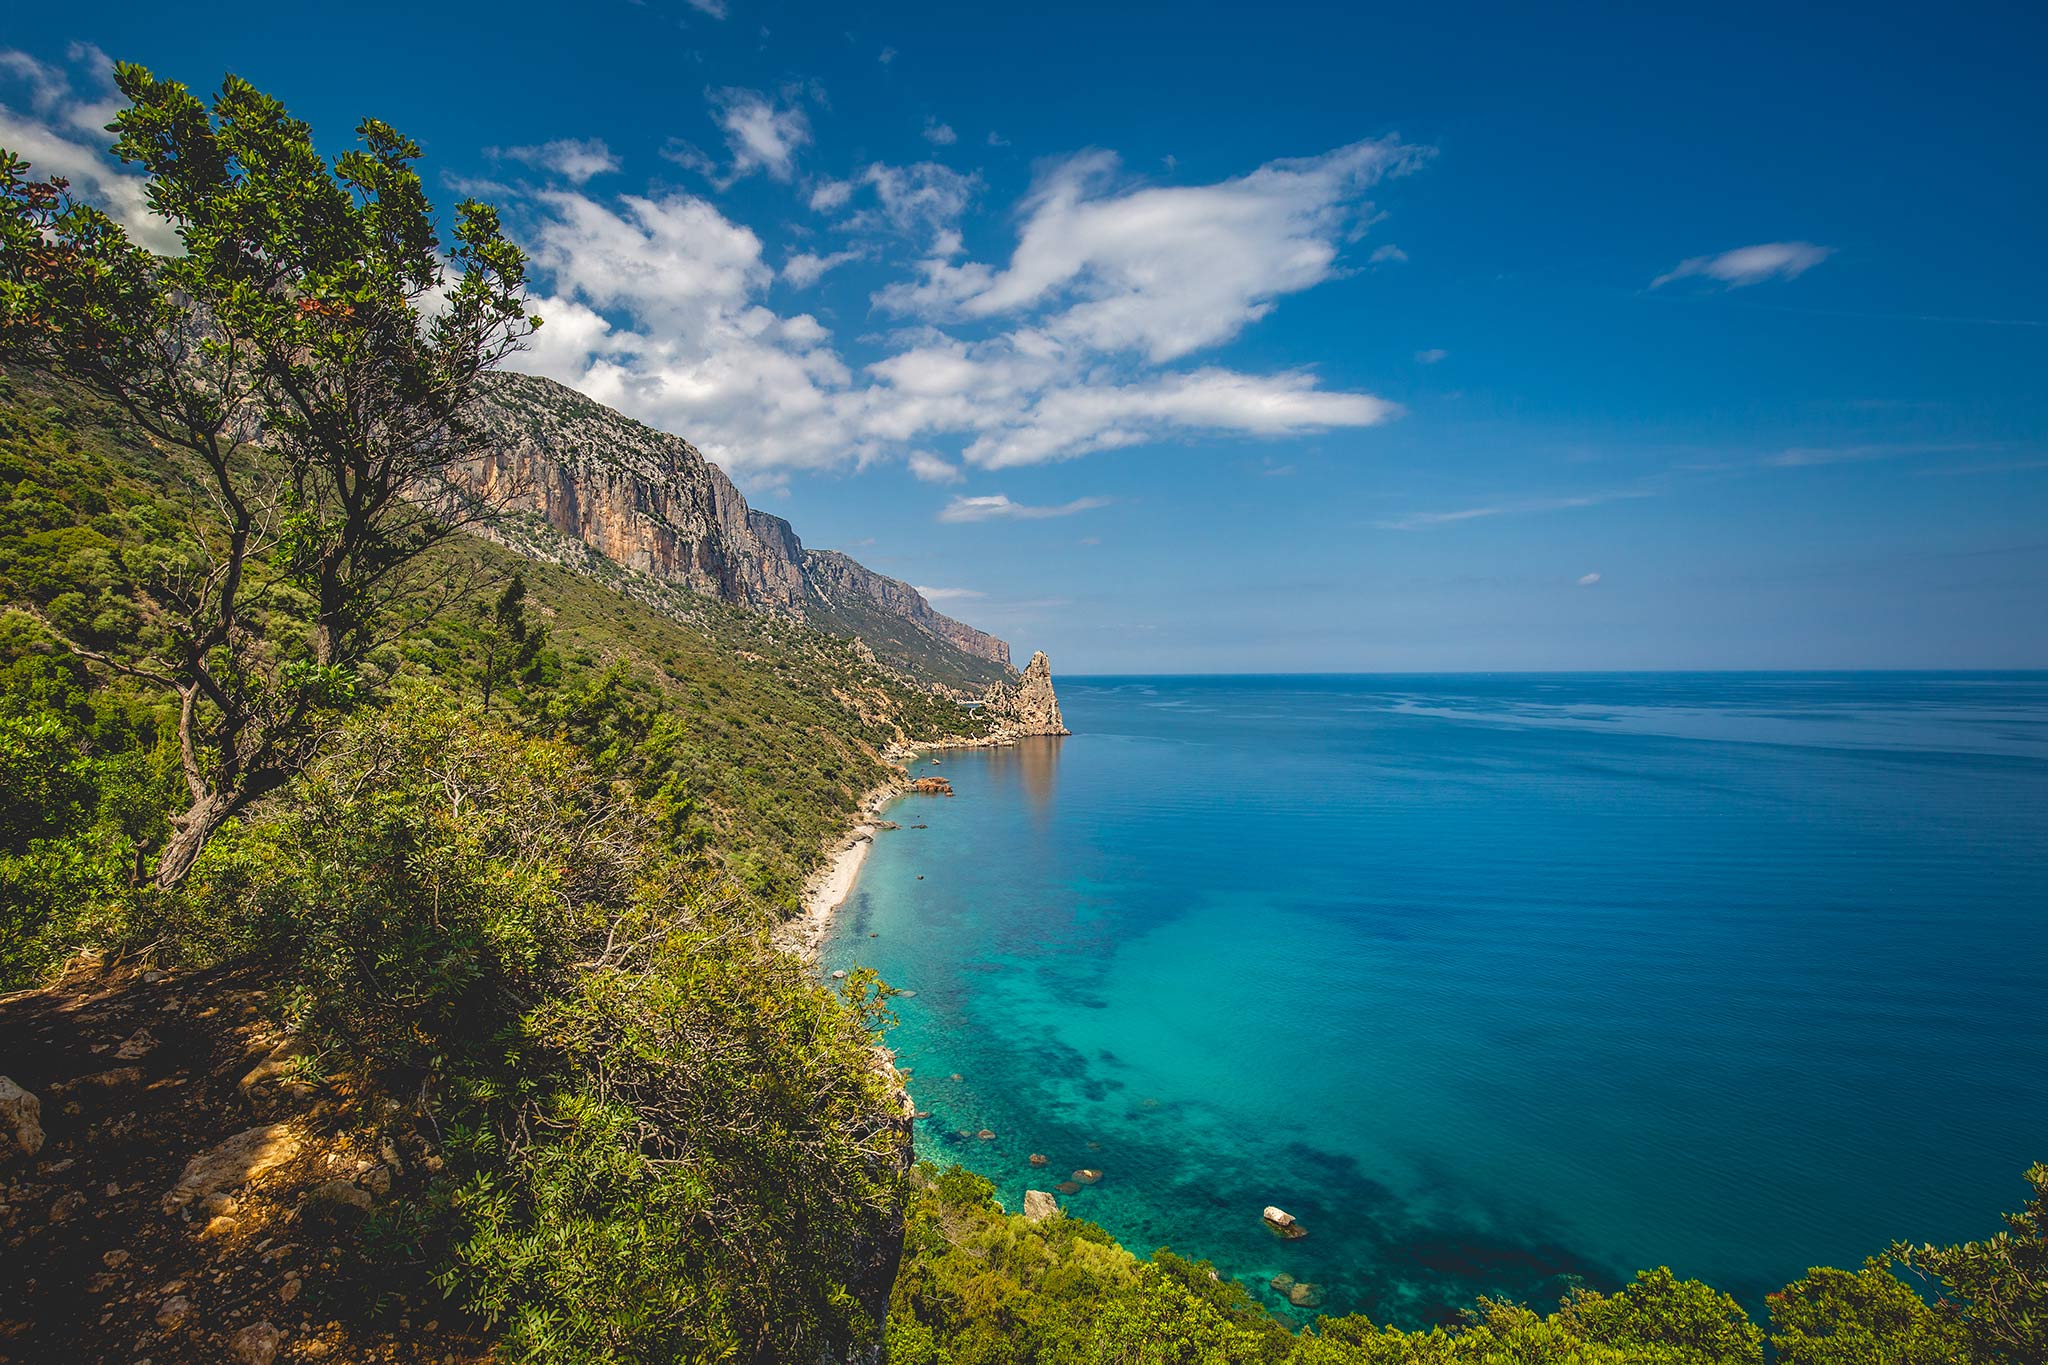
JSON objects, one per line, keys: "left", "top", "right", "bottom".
{"left": 230, "top": 1321, "right": 283, "bottom": 1365}
{"left": 1029, "top": 1153, "right": 1049, "bottom": 1166}
{"left": 831, "top": 970, "right": 847, "bottom": 979}
{"left": 305, "top": 1179, "right": 373, "bottom": 1213}
{"left": 1072, "top": 1169, "right": 1102, "bottom": 1184}
{"left": 162, "top": 1124, "right": 301, "bottom": 1215}
{"left": 0, "top": 1076, "right": 44, "bottom": 1160}
{"left": 200, "top": 1192, "right": 240, "bottom": 1218}
{"left": 1288, "top": 1282, "right": 1324, "bottom": 1308}
{"left": 981, "top": 651, "right": 1070, "bottom": 737}
{"left": 50, "top": 1190, "right": 86, "bottom": 1221}
{"left": 1263, "top": 1205, "right": 1308, "bottom": 1238}
{"left": 200, "top": 1215, "right": 240, "bottom": 1240}
{"left": 115, "top": 1027, "right": 160, "bottom": 1060}
{"left": 102, "top": 1249, "right": 131, "bottom": 1268}
{"left": 909, "top": 777, "right": 955, "bottom": 796}
{"left": 279, "top": 1275, "right": 301, "bottom": 1303}
{"left": 1023, "top": 1189, "right": 1060, "bottom": 1222}
{"left": 948, "top": 1073, "right": 963, "bottom": 1082}
{"left": 155, "top": 1295, "right": 196, "bottom": 1332}
{"left": 239, "top": 1036, "right": 314, "bottom": 1096}
{"left": 977, "top": 1129, "right": 997, "bottom": 1140}
{"left": 446, "top": 380, "right": 1013, "bottom": 682}
{"left": 1054, "top": 1181, "right": 1081, "bottom": 1195}
{"left": 72, "top": 1065, "right": 144, "bottom": 1090}
{"left": 359, "top": 1164, "right": 393, "bottom": 1196}
{"left": 1270, "top": 1273, "right": 1296, "bottom": 1292}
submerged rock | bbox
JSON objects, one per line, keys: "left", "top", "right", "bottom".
{"left": 1072, "top": 1169, "right": 1102, "bottom": 1184}
{"left": 1055, "top": 1181, "right": 1081, "bottom": 1195}
{"left": 1028, "top": 1153, "right": 1049, "bottom": 1166}
{"left": 1269, "top": 1273, "right": 1296, "bottom": 1293}
{"left": 1288, "top": 1282, "right": 1324, "bottom": 1308}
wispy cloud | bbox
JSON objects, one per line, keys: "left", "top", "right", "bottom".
{"left": 1652, "top": 241, "right": 1833, "bottom": 290}
{"left": 1370, "top": 244, "right": 1408, "bottom": 264}
{"left": 666, "top": 86, "right": 813, "bottom": 186}
{"left": 906, "top": 450, "right": 963, "bottom": 483}
{"left": 1414, "top": 347, "right": 1447, "bottom": 365}
{"left": 921, "top": 116, "right": 957, "bottom": 146}
{"left": 1375, "top": 490, "right": 1653, "bottom": 531}
{"left": 1768, "top": 441, "right": 1992, "bottom": 468}
{"left": 938, "top": 493, "right": 1111, "bottom": 523}
{"left": 489, "top": 138, "right": 620, "bottom": 184}
{"left": 914, "top": 585, "right": 986, "bottom": 601}
{"left": 1576, "top": 571, "right": 1602, "bottom": 587}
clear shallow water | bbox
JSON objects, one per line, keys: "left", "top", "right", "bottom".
{"left": 823, "top": 674, "right": 2048, "bottom": 1326}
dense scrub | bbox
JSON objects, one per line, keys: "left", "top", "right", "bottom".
{"left": 0, "top": 370, "right": 955, "bottom": 1360}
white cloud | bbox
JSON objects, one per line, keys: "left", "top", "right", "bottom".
{"left": 808, "top": 177, "right": 855, "bottom": 212}
{"left": 987, "top": 131, "right": 1010, "bottom": 148}
{"left": 489, "top": 137, "right": 620, "bottom": 184}
{"left": 878, "top": 47, "right": 897, "bottom": 65}
{"left": 0, "top": 46, "right": 179, "bottom": 253}
{"left": 876, "top": 137, "right": 1429, "bottom": 362}
{"left": 914, "top": 584, "right": 985, "bottom": 601}
{"left": 1576, "top": 571, "right": 1602, "bottom": 587}
{"left": 705, "top": 86, "right": 811, "bottom": 183}
{"left": 1370, "top": 243, "right": 1408, "bottom": 264}
{"left": 498, "top": 137, "right": 1422, "bottom": 478}
{"left": 684, "top": 0, "right": 728, "bottom": 16}
{"left": 958, "top": 366, "right": 1400, "bottom": 468}
{"left": 1414, "top": 347, "right": 1447, "bottom": 364}
{"left": 782, "top": 246, "right": 865, "bottom": 288}
{"left": 907, "top": 449, "right": 964, "bottom": 483}
{"left": 922, "top": 116, "right": 957, "bottom": 146}
{"left": 938, "top": 493, "right": 1111, "bottom": 523}
{"left": 1651, "top": 241, "right": 1833, "bottom": 290}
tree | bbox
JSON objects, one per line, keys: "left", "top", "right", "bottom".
{"left": 0, "top": 64, "right": 537, "bottom": 886}
{"left": 1890, "top": 1164, "right": 2048, "bottom": 1364}
{"left": 477, "top": 571, "right": 546, "bottom": 714}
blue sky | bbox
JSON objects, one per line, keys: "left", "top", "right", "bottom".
{"left": 5, "top": 1, "right": 2045, "bottom": 670}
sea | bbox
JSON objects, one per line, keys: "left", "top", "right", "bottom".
{"left": 821, "top": 673, "right": 2048, "bottom": 1326}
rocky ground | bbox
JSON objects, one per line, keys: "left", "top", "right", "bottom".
{"left": 0, "top": 959, "right": 485, "bottom": 1365}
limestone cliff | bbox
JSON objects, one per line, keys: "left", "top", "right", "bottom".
{"left": 451, "top": 372, "right": 1012, "bottom": 690}
{"left": 980, "top": 651, "right": 1070, "bottom": 737}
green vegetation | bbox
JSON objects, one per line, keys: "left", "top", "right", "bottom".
{"left": 889, "top": 1164, "right": 2040, "bottom": 1364}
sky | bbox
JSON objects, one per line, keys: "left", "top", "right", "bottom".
{"left": 4, "top": 1, "right": 2045, "bottom": 671}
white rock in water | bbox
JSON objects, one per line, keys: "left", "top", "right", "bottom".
{"left": 1262, "top": 1205, "right": 1296, "bottom": 1228}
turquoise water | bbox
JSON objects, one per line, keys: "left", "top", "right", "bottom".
{"left": 822, "top": 674, "right": 2048, "bottom": 1326}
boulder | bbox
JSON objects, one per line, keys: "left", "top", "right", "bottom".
{"left": 155, "top": 1295, "right": 196, "bottom": 1332}
{"left": 1054, "top": 1181, "right": 1081, "bottom": 1195}
{"left": 162, "top": 1124, "right": 301, "bottom": 1215}
{"left": 1028, "top": 1153, "right": 1049, "bottom": 1166}
{"left": 305, "top": 1178, "right": 373, "bottom": 1213}
{"left": 0, "top": 1076, "right": 44, "bottom": 1161}
{"left": 1072, "top": 1169, "right": 1102, "bottom": 1184}
{"left": 231, "top": 1321, "right": 283, "bottom": 1365}
{"left": 1023, "top": 1189, "right": 1060, "bottom": 1222}
{"left": 1263, "top": 1205, "right": 1307, "bottom": 1238}
{"left": 1288, "top": 1282, "right": 1324, "bottom": 1308}
{"left": 1270, "top": 1273, "right": 1296, "bottom": 1292}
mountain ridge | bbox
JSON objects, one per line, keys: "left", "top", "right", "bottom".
{"left": 454, "top": 371, "right": 1014, "bottom": 691}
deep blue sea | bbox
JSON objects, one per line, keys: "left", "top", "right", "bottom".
{"left": 822, "top": 674, "right": 2048, "bottom": 1326}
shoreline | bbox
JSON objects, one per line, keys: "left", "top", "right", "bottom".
{"left": 781, "top": 730, "right": 1033, "bottom": 962}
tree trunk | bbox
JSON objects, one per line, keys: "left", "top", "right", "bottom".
{"left": 152, "top": 791, "right": 239, "bottom": 890}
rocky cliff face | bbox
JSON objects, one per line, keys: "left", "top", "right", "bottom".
{"left": 981, "top": 652, "right": 1070, "bottom": 737}
{"left": 453, "top": 372, "right": 1011, "bottom": 688}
